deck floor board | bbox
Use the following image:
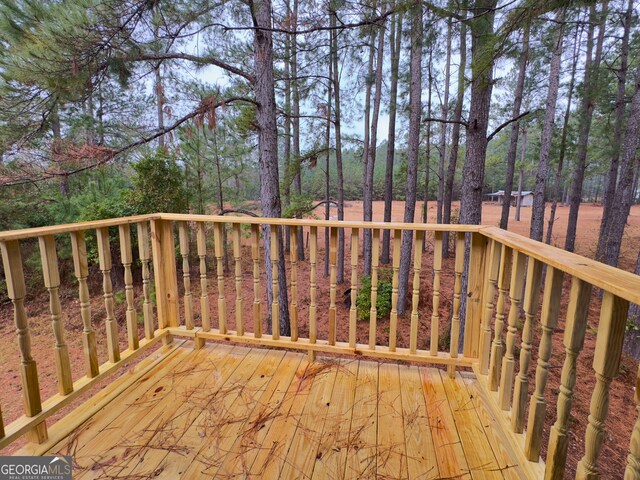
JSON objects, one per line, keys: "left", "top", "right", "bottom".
{"left": 42, "top": 342, "right": 530, "bottom": 479}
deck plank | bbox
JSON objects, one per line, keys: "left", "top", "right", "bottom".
{"left": 115, "top": 347, "right": 270, "bottom": 479}
{"left": 421, "top": 367, "right": 471, "bottom": 479}
{"left": 439, "top": 369, "right": 504, "bottom": 480}
{"left": 311, "top": 358, "right": 359, "bottom": 480}
{"left": 399, "top": 364, "right": 439, "bottom": 480}
{"left": 377, "top": 362, "right": 409, "bottom": 479}
{"left": 278, "top": 358, "right": 341, "bottom": 479}
{"left": 246, "top": 358, "right": 321, "bottom": 477}
{"left": 72, "top": 344, "right": 247, "bottom": 479}
{"left": 34, "top": 343, "right": 531, "bottom": 480}
{"left": 214, "top": 350, "right": 305, "bottom": 478}
{"left": 344, "top": 360, "right": 379, "bottom": 479}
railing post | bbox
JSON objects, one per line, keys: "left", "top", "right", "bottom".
{"left": 576, "top": 292, "right": 629, "bottom": 479}
{"left": 430, "top": 231, "right": 443, "bottom": 355}
{"left": 349, "top": 228, "right": 359, "bottom": 349}
{"left": 309, "top": 226, "right": 318, "bottom": 360}
{"left": 38, "top": 235, "right": 74, "bottom": 395}
{"left": 118, "top": 224, "right": 140, "bottom": 349}
{"left": 178, "top": 222, "right": 194, "bottom": 330}
{"left": 70, "top": 231, "right": 100, "bottom": 376}
{"left": 233, "top": 223, "right": 244, "bottom": 336}
{"left": 463, "top": 232, "right": 487, "bottom": 358}
{"left": 525, "top": 266, "right": 564, "bottom": 461}
{"left": 96, "top": 228, "right": 120, "bottom": 362}
{"left": 449, "top": 232, "right": 465, "bottom": 377}
{"left": 499, "top": 249, "right": 526, "bottom": 410}
{"left": 488, "top": 245, "right": 512, "bottom": 391}
{"left": 151, "top": 219, "right": 179, "bottom": 331}
{"left": 479, "top": 239, "right": 501, "bottom": 374}
{"left": 389, "top": 229, "right": 401, "bottom": 352}
{"left": 409, "top": 230, "right": 424, "bottom": 354}
{"left": 512, "top": 256, "right": 543, "bottom": 433}
{"left": 197, "top": 222, "right": 211, "bottom": 334}
{"left": 0, "top": 240, "right": 48, "bottom": 444}
{"left": 329, "top": 227, "right": 338, "bottom": 345}
{"left": 545, "top": 277, "right": 592, "bottom": 480}
{"left": 136, "top": 223, "right": 155, "bottom": 340}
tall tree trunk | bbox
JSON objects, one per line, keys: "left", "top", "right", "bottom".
{"left": 604, "top": 64, "right": 640, "bottom": 267}
{"left": 530, "top": 10, "right": 565, "bottom": 242}
{"left": 624, "top": 248, "right": 640, "bottom": 357}
{"left": 362, "top": 5, "right": 377, "bottom": 276}
{"left": 364, "top": 6, "right": 385, "bottom": 276}
{"left": 499, "top": 24, "right": 529, "bottom": 230}
{"left": 324, "top": 49, "right": 333, "bottom": 279}
{"left": 442, "top": 4, "right": 467, "bottom": 257}
{"left": 596, "top": 0, "right": 633, "bottom": 260}
{"left": 547, "top": 22, "right": 582, "bottom": 244}
{"left": 291, "top": 0, "right": 304, "bottom": 261}
{"left": 331, "top": 13, "right": 345, "bottom": 284}
{"left": 382, "top": 10, "right": 402, "bottom": 264}
{"left": 459, "top": 0, "right": 497, "bottom": 226}
{"left": 423, "top": 45, "right": 433, "bottom": 246}
{"left": 283, "top": 21, "right": 292, "bottom": 253}
{"left": 437, "top": 17, "right": 452, "bottom": 224}
{"left": 212, "top": 128, "right": 230, "bottom": 272}
{"left": 397, "top": 1, "right": 422, "bottom": 316}
{"left": 515, "top": 128, "right": 527, "bottom": 222}
{"left": 153, "top": 13, "right": 165, "bottom": 149}
{"left": 565, "top": 2, "right": 607, "bottom": 252}
{"left": 250, "top": 0, "right": 290, "bottom": 335}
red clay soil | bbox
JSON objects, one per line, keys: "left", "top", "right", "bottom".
{"left": 0, "top": 201, "right": 638, "bottom": 479}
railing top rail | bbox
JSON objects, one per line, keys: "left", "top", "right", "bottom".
{"left": 0, "top": 214, "right": 160, "bottom": 242}
{"left": 481, "top": 226, "right": 640, "bottom": 305}
{"left": 155, "top": 213, "right": 484, "bottom": 232}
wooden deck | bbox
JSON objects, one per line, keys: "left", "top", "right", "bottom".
{"left": 41, "top": 341, "right": 529, "bottom": 479}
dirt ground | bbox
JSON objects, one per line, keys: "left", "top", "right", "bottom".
{"left": 0, "top": 200, "right": 639, "bottom": 478}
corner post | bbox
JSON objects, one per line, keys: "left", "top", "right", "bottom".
{"left": 151, "top": 219, "right": 179, "bottom": 336}
{"left": 463, "top": 232, "right": 487, "bottom": 359}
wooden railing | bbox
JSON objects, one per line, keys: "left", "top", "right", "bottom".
{"left": 1, "top": 213, "right": 639, "bottom": 479}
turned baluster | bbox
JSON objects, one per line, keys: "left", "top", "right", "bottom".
{"left": 430, "top": 231, "right": 443, "bottom": 355}
{"left": 545, "top": 277, "right": 592, "bottom": 480}
{"left": 251, "top": 224, "right": 261, "bottom": 337}
{"left": 448, "top": 232, "right": 465, "bottom": 377}
{"left": 498, "top": 249, "right": 526, "bottom": 410}
{"left": 136, "top": 223, "right": 154, "bottom": 340}
{"left": 409, "top": 230, "right": 424, "bottom": 354}
{"left": 39, "top": 235, "right": 74, "bottom": 394}
{"left": 349, "top": 228, "right": 359, "bottom": 348}
{"left": 525, "top": 266, "right": 564, "bottom": 460}
{"left": 1, "top": 240, "right": 48, "bottom": 443}
{"left": 625, "top": 364, "right": 640, "bottom": 479}
{"left": 309, "top": 226, "right": 318, "bottom": 360}
{"left": 289, "top": 226, "right": 299, "bottom": 341}
{"left": 488, "top": 245, "right": 512, "bottom": 391}
{"left": 213, "top": 222, "right": 227, "bottom": 334}
{"left": 389, "top": 229, "right": 401, "bottom": 352}
{"left": 512, "top": 257, "right": 543, "bottom": 433}
{"left": 97, "top": 227, "right": 120, "bottom": 363}
{"left": 118, "top": 224, "right": 140, "bottom": 349}
{"left": 368, "top": 229, "right": 380, "bottom": 350}
{"left": 328, "top": 227, "right": 338, "bottom": 345}
{"left": 178, "top": 222, "right": 194, "bottom": 330}
{"left": 196, "top": 223, "right": 211, "bottom": 332}
{"left": 479, "top": 239, "right": 501, "bottom": 374}
{"left": 70, "top": 231, "right": 100, "bottom": 376}
{"left": 270, "top": 225, "right": 280, "bottom": 340}
{"left": 232, "top": 223, "right": 244, "bottom": 336}
{"left": 576, "top": 292, "right": 629, "bottom": 479}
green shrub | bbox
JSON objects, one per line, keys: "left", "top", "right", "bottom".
{"left": 356, "top": 272, "right": 393, "bottom": 321}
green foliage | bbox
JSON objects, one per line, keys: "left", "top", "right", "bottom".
{"left": 356, "top": 271, "right": 393, "bottom": 321}
{"left": 283, "top": 194, "right": 314, "bottom": 218}
{"left": 126, "top": 149, "right": 189, "bottom": 214}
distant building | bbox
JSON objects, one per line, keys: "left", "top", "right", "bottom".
{"left": 485, "top": 190, "right": 533, "bottom": 207}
